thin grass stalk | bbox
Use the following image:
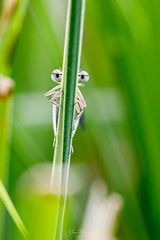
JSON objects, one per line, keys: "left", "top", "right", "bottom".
{"left": 0, "top": 77, "right": 27, "bottom": 240}
{"left": 0, "top": 0, "right": 29, "bottom": 74}
{"left": 50, "top": 0, "right": 86, "bottom": 239}
{"left": 0, "top": 0, "right": 28, "bottom": 237}
{"left": 0, "top": 75, "right": 14, "bottom": 239}
{"left": 0, "top": 180, "right": 28, "bottom": 240}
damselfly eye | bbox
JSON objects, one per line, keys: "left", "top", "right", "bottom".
{"left": 78, "top": 71, "right": 89, "bottom": 84}
{"left": 51, "top": 69, "right": 62, "bottom": 83}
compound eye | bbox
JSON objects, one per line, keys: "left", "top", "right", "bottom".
{"left": 78, "top": 71, "right": 89, "bottom": 84}
{"left": 51, "top": 69, "right": 62, "bottom": 83}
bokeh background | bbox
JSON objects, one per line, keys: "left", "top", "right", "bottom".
{"left": 0, "top": 0, "right": 160, "bottom": 239}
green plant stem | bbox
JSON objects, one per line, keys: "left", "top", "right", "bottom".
{"left": 0, "top": 76, "right": 14, "bottom": 239}
{"left": 0, "top": 0, "right": 28, "bottom": 236}
{"left": 0, "top": 180, "right": 28, "bottom": 240}
{"left": 0, "top": 77, "right": 27, "bottom": 240}
{"left": 50, "top": 0, "right": 86, "bottom": 239}
{"left": 0, "top": 0, "right": 29, "bottom": 74}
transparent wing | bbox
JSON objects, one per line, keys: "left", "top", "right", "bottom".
{"left": 72, "top": 111, "right": 84, "bottom": 138}
{"left": 79, "top": 112, "right": 86, "bottom": 130}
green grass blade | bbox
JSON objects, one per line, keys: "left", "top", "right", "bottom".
{"left": 62, "top": 0, "right": 86, "bottom": 164}
{"left": 0, "top": 0, "right": 29, "bottom": 74}
{"left": 0, "top": 180, "right": 28, "bottom": 240}
{"left": 50, "top": 0, "right": 86, "bottom": 239}
{"left": 0, "top": 75, "right": 14, "bottom": 239}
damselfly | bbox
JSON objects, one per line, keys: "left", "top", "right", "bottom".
{"left": 44, "top": 69, "right": 89, "bottom": 150}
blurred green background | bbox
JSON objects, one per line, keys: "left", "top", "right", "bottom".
{"left": 0, "top": 0, "right": 160, "bottom": 239}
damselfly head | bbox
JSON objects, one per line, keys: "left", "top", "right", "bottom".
{"left": 78, "top": 71, "right": 89, "bottom": 85}
{"left": 51, "top": 69, "right": 62, "bottom": 83}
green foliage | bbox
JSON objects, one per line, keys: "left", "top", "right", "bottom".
{"left": 0, "top": 90, "right": 13, "bottom": 239}
{"left": 0, "top": 180, "right": 28, "bottom": 239}
{"left": 52, "top": 0, "right": 86, "bottom": 239}
{"left": 0, "top": 0, "right": 29, "bottom": 74}
{"left": 0, "top": 0, "right": 160, "bottom": 239}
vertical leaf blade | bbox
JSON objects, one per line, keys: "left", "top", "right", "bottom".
{"left": 50, "top": 0, "right": 86, "bottom": 239}
{"left": 0, "top": 180, "right": 28, "bottom": 240}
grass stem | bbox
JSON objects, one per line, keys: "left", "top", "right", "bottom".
{"left": 0, "top": 75, "right": 14, "bottom": 239}
{"left": 50, "top": 0, "right": 86, "bottom": 239}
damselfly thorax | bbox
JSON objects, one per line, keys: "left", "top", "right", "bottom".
{"left": 44, "top": 69, "right": 89, "bottom": 150}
